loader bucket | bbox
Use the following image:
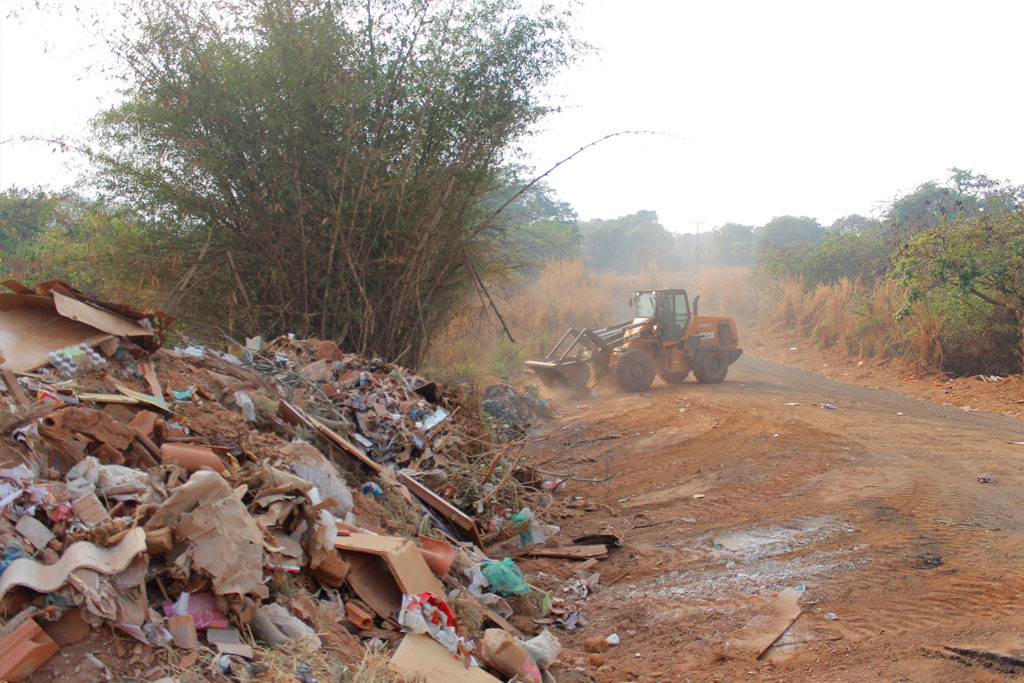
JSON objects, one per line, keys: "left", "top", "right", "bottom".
{"left": 526, "top": 359, "right": 591, "bottom": 393}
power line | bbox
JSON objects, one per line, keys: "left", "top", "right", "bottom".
{"left": 692, "top": 221, "right": 703, "bottom": 279}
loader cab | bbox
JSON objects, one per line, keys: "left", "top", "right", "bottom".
{"left": 632, "top": 289, "right": 690, "bottom": 340}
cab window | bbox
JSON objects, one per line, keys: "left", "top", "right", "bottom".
{"left": 635, "top": 293, "right": 656, "bottom": 318}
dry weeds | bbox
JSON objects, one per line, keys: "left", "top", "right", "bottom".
{"left": 759, "top": 276, "right": 948, "bottom": 371}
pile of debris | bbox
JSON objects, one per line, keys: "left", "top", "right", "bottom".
{"left": 482, "top": 384, "right": 552, "bottom": 439}
{"left": 0, "top": 279, "right": 604, "bottom": 683}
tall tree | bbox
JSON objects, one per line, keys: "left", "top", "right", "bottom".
{"left": 90, "top": 0, "right": 582, "bottom": 364}
{"left": 579, "top": 210, "right": 674, "bottom": 273}
{"left": 893, "top": 171, "right": 1024, "bottom": 343}
{"left": 706, "top": 222, "right": 754, "bottom": 265}
{"left": 754, "top": 215, "right": 824, "bottom": 252}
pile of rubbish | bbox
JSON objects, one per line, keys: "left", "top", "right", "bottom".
{"left": 482, "top": 384, "right": 552, "bottom": 439}
{"left": 0, "top": 279, "right": 598, "bottom": 683}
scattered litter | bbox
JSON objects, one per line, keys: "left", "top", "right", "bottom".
{"left": 729, "top": 587, "right": 802, "bottom": 659}
{"left": 824, "top": 612, "right": 839, "bottom": 621}
{"left": 0, "top": 278, "right": 563, "bottom": 682}
{"left": 479, "top": 628, "right": 542, "bottom": 683}
{"left": 360, "top": 481, "right": 384, "bottom": 497}
{"left": 0, "top": 618, "right": 60, "bottom": 681}
{"left": 415, "top": 407, "right": 450, "bottom": 432}
{"left": 234, "top": 390, "right": 256, "bottom": 421}
{"left": 819, "top": 403, "right": 837, "bottom": 410}
{"left": 693, "top": 493, "right": 705, "bottom": 499}
{"left": 785, "top": 402, "right": 800, "bottom": 406}
{"left": 482, "top": 384, "right": 550, "bottom": 438}
{"left": 977, "top": 474, "right": 996, "bottom": 483}
{"left": 523, "top": 628, "right": 561, "bottom": 668}
{"left": 606, "top": 633, "right": 620, "bottom": 646}
{"left": 481, "top": 558, "right": 531, "bottom": 595}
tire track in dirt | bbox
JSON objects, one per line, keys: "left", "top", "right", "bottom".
{"left": 525, "top": 354, "right": 1024, "bottom": 681}
{"left": 811, "top": 466, "right": 1024, "bottom": 643}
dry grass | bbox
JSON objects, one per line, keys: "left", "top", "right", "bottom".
{"left": 759, "top": 275, "right": 947, "bottom": 371}
{"left": 340, "top": 645, "right": 425, "bottom": 683}
{"left": 425, "top": 260, "right": 734, "bottom": 382}
{"left": 698, "top": 266, "right": 761, "bottom": 324}
{"left": 448, "top": 589, "right": 487, "bottom": 641}
{"left": 246, "top": 639, "right": 423, "bottom": 683}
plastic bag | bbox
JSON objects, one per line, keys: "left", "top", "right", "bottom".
{"left": 234, "top": 391, "right": 256, "bottom": 421}
{"left": 260, "top": 603, "right": 321, "bottom": 647}
{"left": 507, "top": 507, "right": 559, "bottom": 546}
{"left": 398, "top": 592, "right": 466, "bottom": 656}
{"left": 481, "top": 557, "right": 531, "bottom": 595}
{"left": 522, "top": 628, "right": 561, "bottom": 669}
{"left": 506, "top": 509, "right": 533, "bottom": 545}
{"left": 66, "top": 456, "right": 151, "bottom": 502}
{"left": 464, "top": 562, "right": 490, "bottom": 595}
{"left": 283, "top": 441, "right": 354, "bottom": 517}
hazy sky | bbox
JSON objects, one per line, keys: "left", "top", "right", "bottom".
{"left": 2, "top": 0, "right": 1023, "bottom": 234}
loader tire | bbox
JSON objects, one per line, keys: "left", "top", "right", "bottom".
{"left": 692, "top": 346, "right": 729, "bottom": 384}
{"left": 616, "top": 350, "right": 656, "bottom": 392}
{"left": 659, "top": 370, "right": 689, "bottom": 384}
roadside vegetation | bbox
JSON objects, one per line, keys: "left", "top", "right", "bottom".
{"left": 752, "top": 170, "right": 1023, "bottom": 376}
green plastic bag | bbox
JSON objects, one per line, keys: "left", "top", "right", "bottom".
{"left": 506, "top": 509, "right": 534, "bottom": 545}
{"left": 481, "top": 557, "right": 531, "bottom": 595}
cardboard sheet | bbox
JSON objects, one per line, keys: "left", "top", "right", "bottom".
{"left": 0, "top": 527, "right": 146, "bottom": 599}
{"left": 0, "top": 292, "right": 55, "bottom": 310}
{"left": 728, "top": 587, "right": 803, "bottom": 659}
{"left": 52, "top": 291, "right": 153, "bottom": 338}
{"left": 391, "top": 634, "right": 501, "bottom": 683}
{"left": 0, "top": 306, "right": 112, "bottom": 373}
{"left": 151, "top": 471, "right": 267, "bottom": 598}
{"left": 335, "top": 532, "right": 445, "bottom": 597}
{"left": 45, "top": 407, "right": 138, "bottom": 450}
{"left": 1, "top": 280, "right": 34, "bottom": 294}
{"left": 339, "top": 551, "right": 404, "bottom": 618}
{"left": 207, "top": 628, "right": 254, "bottom": 658}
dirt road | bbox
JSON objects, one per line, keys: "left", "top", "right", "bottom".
{"left": 521, "top": 354, "right": 1024, "bottom": 682}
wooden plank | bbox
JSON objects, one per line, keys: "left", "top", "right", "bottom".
{"left": 398, "top": 472, "right": 484, "bottom": 548}
{"left": 1, "top": 370, "right": 29, "bottom": 406}
{"left": 522, "top": 545, "right": 608, "bottom": 560}
{"left": 113, "top": 384, "right": 172, "bottom": 413}
{"left": 138, "top": 362, "right": 163, "bottom": 399}
{"left": 77, "top": 393, "right": 140, "bottom": 405}
{"left": 279, "top": 401, "right": 382, "bottom": 475}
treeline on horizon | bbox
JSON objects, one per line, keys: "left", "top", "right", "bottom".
{"left": 4, "top": 167, "right": 1021, "bottom": 376}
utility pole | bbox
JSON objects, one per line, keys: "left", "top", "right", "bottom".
{"left": 692, "top": 221, "right": 703, "bottom": 281}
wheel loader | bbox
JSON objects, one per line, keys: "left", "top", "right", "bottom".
{"left": 526, "top": 288, "right": 742, "bottom": 393}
